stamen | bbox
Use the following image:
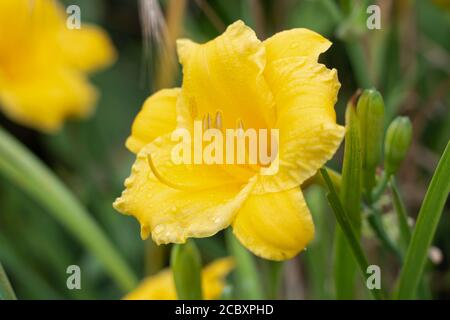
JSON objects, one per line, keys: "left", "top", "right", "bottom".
{"left": 190, "top": 103, "right": 198, "bottom": 119}
{"left": 236, "top": 119, "right": 244, "bottom": 130}
{"left": 203, "top": 113, "right": 212, "bottom": 130}
{"left": 215, "top": 111, "right": 223, "bottom": 130}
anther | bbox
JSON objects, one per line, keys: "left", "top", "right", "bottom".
{"left": 215, "top": 111, "right": 223, "bottom": 130}
{"left": 203, "top": 113, "right": 212, "bottom": 130}
{"left": 236, "top": 119, "right": 244, "bottom": 130}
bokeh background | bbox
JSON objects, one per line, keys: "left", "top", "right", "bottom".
{"left": 0, "top": 0, "right": 449, "bottom": 299}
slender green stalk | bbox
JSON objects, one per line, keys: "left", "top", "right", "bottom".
{"left": 321, "top": 169, "right": 384, "bottom": 300}
{"left": 366, "top": 207, "right": 402, "bottom": 260}
{"left": 389, "top": 176, "right": 412, "bottom": 250}
{"left": 0, "top": 262, "right": 16, "bottom": 300}
{"left": 264, "top": 261, "right": 283, "bottom": 300}
{"left": 305, "top": 166, "right": 342, "bottom": 195}
{"left": 0, "top": 126, "right": 137, "bottom": 291}
{"left": 371, "top": 171, "right": 389, "bottom": 202}
{"left": 395, "top": 142, "right": 450, "bottom": 299}
{"left": 333, "top": 232, "right": 357, "bottom": 298}
{"left": 225, "top": 229, "right": 263, "bottom": 299}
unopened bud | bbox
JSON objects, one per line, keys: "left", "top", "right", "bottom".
{"left": 171, "top": 240, "right": 203, "bottom": 299}
{"left": 357, "top": 89, "right": 385, "bottom": 192}
{"left": 384, "top": 116, "right": 412, "bottom": 175}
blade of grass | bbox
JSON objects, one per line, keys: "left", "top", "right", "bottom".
{"left": 0, "top": 126, "right": 137, "bottom": 291}
{"left": 321, "top": 168, "right": 384, "bottom": 300}
{"left": 0, "top": 262, "right": 16, "bottom": 300}
{"left": 390, "top": 177, "right": 431, "bottom": 299}
{"left": 395, "top": 141, "right": 450, "bottom": 299}
{"left": 225, "top": 229, "right": 263, "bottom": 299}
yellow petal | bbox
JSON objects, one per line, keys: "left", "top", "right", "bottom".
{"left": 202, "top": 257, "right": 235, "bottom": 299}
{"left": 232, "top": 188, "right": 314, "bottom": 261}
{"left": 253, "top": 57, "right": 345, "bottom": 193}
{"left": 123, "top": 257, "right": 234, "bottom": 300}
{"left": 176, "top": 20, "right": 275, "bottom": 130}
{"left": 145, "top": 134, "right": 249, "bottom": 189}
{"left": 0, "top": 0, "right": 31, "bottom": 55}
{"left": 0, "top": 0, "right": 114, "bottom": 132}
{"left": 123, "top": 269, "right": 176, "bottom": 300}
{"left": 264, "top": 28, "right": 332, "bottom": 62}
{"left": 0, "top": 68, "right": 96, "bottom": 132}
{"left": 126, "top": 89, "right": 180, "bottom": 154}
{"left": 60, "top": 24, "right": 117, "bottom": 73}
{"left": 113, "top": 143, "right": 256, "bottom": 244}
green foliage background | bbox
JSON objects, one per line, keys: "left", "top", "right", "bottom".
{"left": 0, "top": 0, "right": 449, "bottom": 299}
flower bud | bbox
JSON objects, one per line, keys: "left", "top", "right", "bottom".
{"left": 384, "top": 116, "right": 412, "bottom": 175}
{"left": 171, "top": 240, "right": 203, "bottom": 299}
{"left": 357, "top": 89, "right": 385, "bottom": 192}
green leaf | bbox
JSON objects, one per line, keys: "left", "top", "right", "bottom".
{"left": 341, "top": 100, "right": 363, "bottom": 229}
{"left": 0, "top": 126, "right": 137, "bottom": 292}
{"left": 321, "top": 169, "right": 384, "bottom": 300}
{"left": 395, "top": 141, "right": 450, "bottom": 299}
{"left": 171, "top": 241, "right": 203, "bottom": 300}
{"left": 334, "top": 99, "right": 362, "bottom": 299}
{"left": 0, "top": 262, "right": 16, "bottom": 300}
{"left": 0, "top": 235, "right": 62, "bottom": 299}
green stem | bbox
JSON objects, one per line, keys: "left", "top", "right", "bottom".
{"left": 0, "top": 262, "right": 16, "bottom": 300}
{"left": 389, "top": 176, "right": 412, "bottom": 250}
{"left": 264, "top": 261, "right": 283, "bottom": 300}
{"left": 225, "top": 229, "right": 263, "bottom": 299}
{"left": 395, "top": 142, "right": 450, "bottom": 299}
{"left": 371, "top": 171, "right": 389, "bottom": 202}
{"left": 366, "top": 207, "right": 402, "bottom": 261}
{"left": 0, "top": 126, "right": 137, "bottom": 292}
{"left": 321, "top": 169, "right": 385, "bottom": 300}
{"left": 305, "top": 166, "right": 342, "bottom": 194}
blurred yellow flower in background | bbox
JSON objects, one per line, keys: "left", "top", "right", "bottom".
{"left": 124, "top": 257, "right": 234, "bottom": 300}
{"left": 0, "top": 0, "right": 116, "bottom": 132}
{"left": 114, "top": 20, "right": 344, "bottom": 261}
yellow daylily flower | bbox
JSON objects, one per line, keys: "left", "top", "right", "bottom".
{"left": 114, "top": 20, "right": 345, "bottom": 260}
{"left": 124, "top": 257, "right": 234, "bottom": 300}
{"left": 0, "top": 0, "right": 116, "bottom": 132}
